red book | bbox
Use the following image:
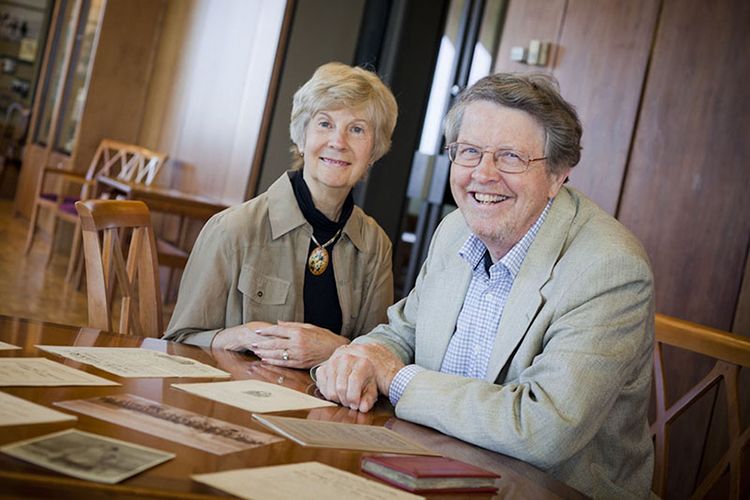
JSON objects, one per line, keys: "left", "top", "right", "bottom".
{"left": 360, "top": 454, "right": 500, "bottom": 494}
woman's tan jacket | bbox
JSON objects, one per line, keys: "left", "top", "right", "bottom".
{"left": 163, "top": 173, "right": 394, "bottom": 346}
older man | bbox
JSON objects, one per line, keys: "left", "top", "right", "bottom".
{"left": 316, "top": 73, "right": 654, "bottom": 499}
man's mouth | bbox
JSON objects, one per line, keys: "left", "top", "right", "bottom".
{"left": 472, "top": 192, "right": 509, "bottom": 204}
{"left": 320, "top": 157, "right": 350, "bottom": 166}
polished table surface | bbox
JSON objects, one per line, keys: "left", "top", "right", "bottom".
{"left": 0, "top": 316, "right": 586, "bottom": 499}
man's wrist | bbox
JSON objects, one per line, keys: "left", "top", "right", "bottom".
{"left": 388, "top": 364, "right": 425, "bottom": 406}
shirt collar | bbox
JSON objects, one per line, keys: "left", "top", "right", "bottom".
{"left": 459, "top": 199, "right": 553, "bottom": 278}
{"left": 266, "top": 172, "right": 367, "bottom": 251}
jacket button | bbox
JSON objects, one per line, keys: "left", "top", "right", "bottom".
{"left": 257, "top": 291, "right": 263, "bottom": 297}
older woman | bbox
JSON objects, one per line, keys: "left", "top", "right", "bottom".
{"left": 163, "top": 62, "right": 397, "bottom": 369}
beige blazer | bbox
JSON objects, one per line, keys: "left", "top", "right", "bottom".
{"left": 356, "top": 187, "right": 654, "bottom": 499}
{"left": 164, "top": 173, "right": 393, "bottom": 346}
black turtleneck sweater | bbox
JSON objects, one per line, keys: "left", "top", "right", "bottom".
{"left": 288, "top": 170, "right": 354, "bottom": 334}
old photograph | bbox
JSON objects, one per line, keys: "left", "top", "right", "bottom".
{"left": 1, "top": 429, "right": 174, "bottom": 483}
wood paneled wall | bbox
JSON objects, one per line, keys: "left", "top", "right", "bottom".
{"left": 495, "top": 0, "right": 660, "bottom": 214}
{"left": 495, "top": 0, "right": 749, "bottom": 497}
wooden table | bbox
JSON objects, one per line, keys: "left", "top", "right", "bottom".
{"left": 0, "top": 316, "right": 586, "bottom": 499}
{"left": 95, "top": 175, "right": 228, "bottom": 221}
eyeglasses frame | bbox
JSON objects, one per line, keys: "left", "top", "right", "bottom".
{"left": 445, "top": 141, "right": 547, "bottom": 174}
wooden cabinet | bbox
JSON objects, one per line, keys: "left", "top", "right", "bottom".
{"left": 14, "top": 0, "right": 165, "bottom": 218}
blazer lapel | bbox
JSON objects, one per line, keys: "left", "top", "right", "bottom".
{"left": 485, "top": 188, "right": 577, "bottom": 382}
{"left": 418, "top": 257, "right": 472, "bottom": 370}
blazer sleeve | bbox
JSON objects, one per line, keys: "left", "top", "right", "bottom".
{"left": 162, "top": 215, "right": 238, "bottom": 346}
{"left": 391, "top": 250, "right": 654, "bottom": 470}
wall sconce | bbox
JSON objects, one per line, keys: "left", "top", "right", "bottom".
{"left": 510, "top": 40, "right": 550, "bottom": 66}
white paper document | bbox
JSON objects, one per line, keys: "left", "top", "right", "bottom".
{"left": 192, "top": 462, "right": 423, "bottom": 500}
{"left": 253, "top": 415, "right": 439, "bottom": 455}
{"left": 36, "top": 346, "right": 230, "bottom": 379}
{"left": 172, "top": 379, "right": 336, "bottom": 413}
{"left": 0, "top": 341, "right": 20, "bottom": 350}
{"left": 0, "top": 358, "right": 118, "bottom": 386}
{"left": 1, "top": 429, "right": 174, "bottom": 484}
{"left": 0, "top": 391, "right": 77, "bottom": 426}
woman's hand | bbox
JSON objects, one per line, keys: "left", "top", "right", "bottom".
{"left": 211, "top": 321, "right": 272, "bottom": 351}
{"left": 250, "top": 321, "right": 349, "bottom": 369}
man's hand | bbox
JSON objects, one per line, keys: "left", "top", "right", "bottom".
{"left": 315, "top": 343, "right": 404, "bottom": 413}
{"left": 250, "top": 321, "right": 349, "bottom": 369}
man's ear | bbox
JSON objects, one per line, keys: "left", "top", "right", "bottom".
{"left": 547, "top": 167, "right": 572, "bottom": 198}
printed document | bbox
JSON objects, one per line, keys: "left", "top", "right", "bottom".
{"left": 36, "top": 346, "right": 230, "bottom": 378}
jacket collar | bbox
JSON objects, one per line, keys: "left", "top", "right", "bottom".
{"left": 266, "top": 172, "right": 367, "bottom": 251}
{"left": 484, "top": 186, "right": 577, "bottom": 382}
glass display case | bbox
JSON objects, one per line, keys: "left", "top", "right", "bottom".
{"left": 14, "top": 0, "right": 166, "bottom": 218}
{"left": 33, "top": 0, "right": 104, "bottom": 153}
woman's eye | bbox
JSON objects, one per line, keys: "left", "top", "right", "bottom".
{"left": 351, "top": 125, "right": 365, "bottom": 134}
{"left": 318, "top": 120, "right": 332, "bottom": 128}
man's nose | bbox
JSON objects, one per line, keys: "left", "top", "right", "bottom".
{"left": 472, "top": 151, "right": 501, "bottom": 181}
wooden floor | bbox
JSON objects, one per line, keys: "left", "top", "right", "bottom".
{"left": 0, "top": 199, "right": 90, "bottom": 327}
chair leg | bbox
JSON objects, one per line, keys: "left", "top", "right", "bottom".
{"left": 23, "top": 202, "right": 41, "bottom": 254}
{"left": 45, "top": 214, "right": 60, "bottom": 266}
{"left": 66, "top": 221, "right": 82, "bottom": 283}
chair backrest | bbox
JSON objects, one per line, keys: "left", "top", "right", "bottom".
{"left": 651, "top": 313, "right": 750, "bottom": 499}
{"left": 85, "top": 139, "right": 168, "bottom": 186}
{"left": 75, "top": 199, "right": 163, "bottom": 337}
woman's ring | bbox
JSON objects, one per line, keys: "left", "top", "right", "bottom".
{"left": 282, "top": 349, "right": 289, "bottom": 361}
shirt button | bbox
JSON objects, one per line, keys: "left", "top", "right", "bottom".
{"left": 257, "top": 291, "right": 263, "bottom": 297}
{"left": 484, "top": 292, "right": 494, "bottom": 302}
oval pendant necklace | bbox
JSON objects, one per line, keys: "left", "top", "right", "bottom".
{"left": 307, "top": 229, "right": 341, "bottom": 276}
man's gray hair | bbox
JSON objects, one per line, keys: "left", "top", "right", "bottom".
{"left": 444, "top": 73, "right": 582, "bottom": 175}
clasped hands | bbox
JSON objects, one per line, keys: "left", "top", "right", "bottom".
{"left": 212, "top": 320, "right": 349, "bottom": 369}
{"left": 315, "top": 343, "right": 404, "bottom": 413}
{"left": 213, "top": 321, "right": 404, "bottom": 412}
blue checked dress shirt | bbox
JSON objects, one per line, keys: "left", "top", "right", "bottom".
{"left": 388, "top": 200, "right": 552, "bottom": 405}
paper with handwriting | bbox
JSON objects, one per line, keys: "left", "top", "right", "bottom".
{"left": 253, "top": 414, "right": 440, "bottom": 455}
{"left": 0, "top": 391, "right": 76, "bottom": 426}
{"left": 36, "top": 346, "right": 229, "bottom": 378}
{"left": 0, "top": 358, "right": 118, "bottom": 386}
{"left": 193, "top": 462, "right": 423, "bottom": 500}
{"left": 172, "top": 379, "right": 335, "bottom": 413}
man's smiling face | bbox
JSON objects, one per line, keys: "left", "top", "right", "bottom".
{"left": 449, "top": 100, "right": 569, "bottom": 260}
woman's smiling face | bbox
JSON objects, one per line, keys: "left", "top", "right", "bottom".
{"left": 302, "top": 107, "right": 374, "bottom": 199}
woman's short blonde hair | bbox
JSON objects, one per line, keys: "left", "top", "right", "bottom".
{"left": 289, "top": 62, "right": 398, "bottom": 169}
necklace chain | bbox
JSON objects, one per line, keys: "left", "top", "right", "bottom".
{"left": 310, "top": 229, "right": 341, "bottom": 249}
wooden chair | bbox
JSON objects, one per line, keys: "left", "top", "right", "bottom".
{"left": 23, "top": 139, "right": 168, "bottom": 280}
{"left": 651, "top": 313, "right": 750, "bottom": 499}
{"left": 75, "top": 199, "right": 163, "bottom": 337}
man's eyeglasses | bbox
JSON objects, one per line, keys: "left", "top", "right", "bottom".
{"left": 445, "top": 142, "right": 547, "bottom": 174}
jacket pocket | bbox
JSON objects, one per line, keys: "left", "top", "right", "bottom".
{"left": 238, "top": 265, "right": 290, "bottom": 306}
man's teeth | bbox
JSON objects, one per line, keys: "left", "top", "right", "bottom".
{"left": 473, "top": 193, "right": 508, "bottom": 203}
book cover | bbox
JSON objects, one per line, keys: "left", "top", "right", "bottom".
{"left": 360, "top": 454, "right": 500, "bottom": 494}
